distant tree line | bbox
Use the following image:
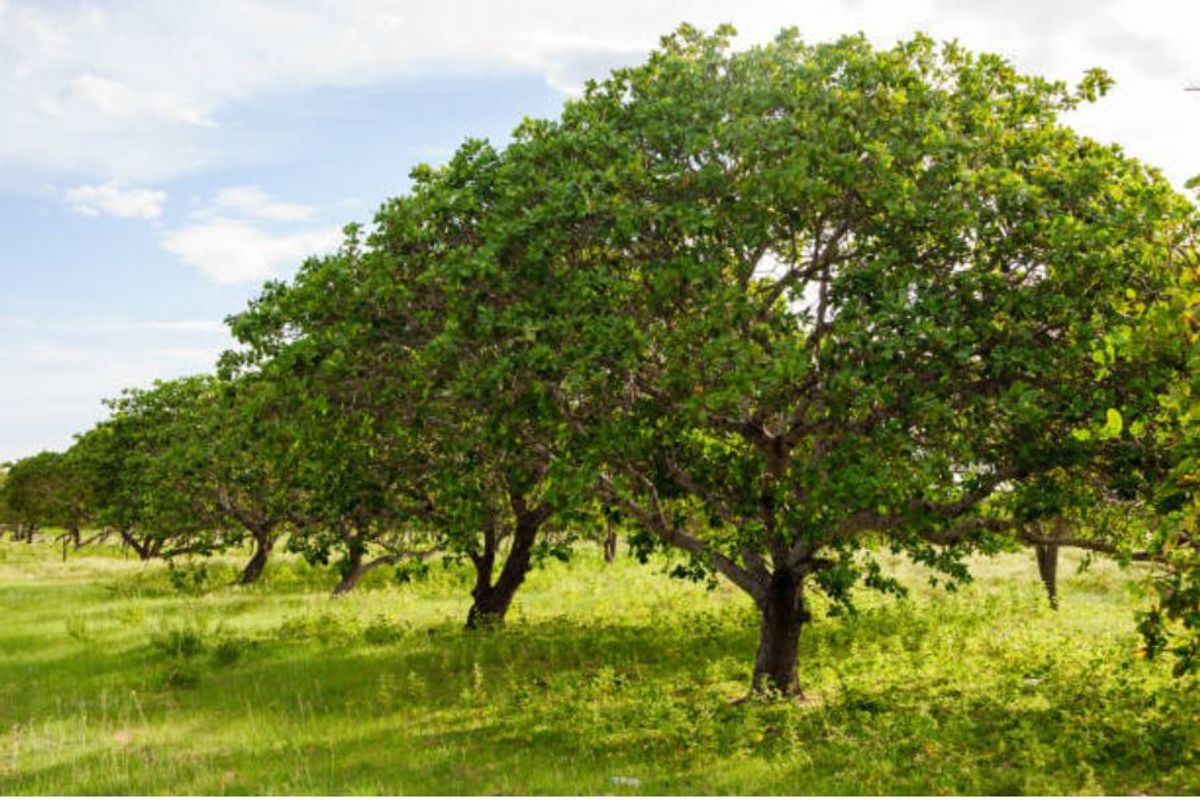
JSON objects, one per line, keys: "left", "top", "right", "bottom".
{"left": 2, "top": 26, "right": 1198, "bottom": 692}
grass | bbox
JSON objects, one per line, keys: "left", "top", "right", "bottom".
{"left": 0, "top": 538, "right": 1197, "bottom": 794}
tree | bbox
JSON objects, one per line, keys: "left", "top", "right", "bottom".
{"left": 0, "top": 450, "right": 93, "bottom": 549}
{"left": 1102, "top": 240, "right": 1200, "bottom": 674}
{"left": 71, "top": 380, "right": 229, "bottom": 561}
{"left": 0, "top": 467, "right": 10, "bottom": 535}
{"left": 80, "top": 374, "right": 307, "bottom": 582}
{"left": 226, "top": 159, "right": 579, "bottom": 621}
{"left": 197, "top": 374, "right": 307, "bottom": 585}
{"left": 444, "top": 26, "right": 1198, "bottom": 696}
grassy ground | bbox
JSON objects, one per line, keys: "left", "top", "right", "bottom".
{"left": 0, "top": 539, "right": 1196, "bottom": 795}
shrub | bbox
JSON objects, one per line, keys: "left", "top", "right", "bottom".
{"left": 275, "top": 609, "right": 359, "bottom": 645}
{"left": 211, "top": 635, "right": 251, "bottom": 666}
{"left": 151, "top": 623, "right": 207, "bottom": 658}
{"left": 167, "top": 561, "right": 214, "bottom": 596}
{"left": 362, "top": 617, "right": 405, "bottom": 646}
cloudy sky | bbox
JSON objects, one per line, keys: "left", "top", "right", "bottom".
{"left": 1, "top": 0, "right": 1198, "bottom": 462}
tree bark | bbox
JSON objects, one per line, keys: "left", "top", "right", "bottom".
{"left": 331, "top": 550, "right": 400, "bottom": 595}
{"left": 751, "top": 570, "right": 808, "bottom": 698}
{"left": 465, "top": 502, "right": 548, "bottom": 629}
{"left": 329, "top": 524, "right": 401, "bottom": 596}
{"left": 331, "top": 542, "right": 366, "bottom": 596}
{"left": 120, "top": 529, "right": 154, "bottom": 561}
{"left": 1035, "top": 544, "right": 1059, "bottom": 610}
{"left": 238, "top": 529, "right": 275, "bottom": 585}
{"left": 603, "top": 521, "right": 617, "bottom": 564}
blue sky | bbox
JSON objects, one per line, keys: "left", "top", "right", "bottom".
{"left": 1, "top": 0, "right": 1198, "bottom": 462}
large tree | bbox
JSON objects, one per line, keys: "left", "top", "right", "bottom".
{"left": 438, "top": 26, "right": 1198, "bottom": 696}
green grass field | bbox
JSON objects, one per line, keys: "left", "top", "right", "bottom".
{"left": 0, "top": 539, "right": 1196, "bottom": 795}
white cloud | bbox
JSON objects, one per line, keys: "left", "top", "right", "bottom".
{"left": 63, "top": 74, "right": 216, "bottom": 127}
{"left": 214, "top": 186, "right": 316, "bottom": 221}
{"left": 1, "top": 1, "right": 1194, "bottom": 185}
{"left": 65, "top": 181, "right": 166, "bottom": 219}
{"left": 162, "top": 217, "right": 341, "bottom": 284}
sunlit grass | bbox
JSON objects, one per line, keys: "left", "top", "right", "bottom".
{"left": 0, "top": 539, "right": 1196, "bottom": 794}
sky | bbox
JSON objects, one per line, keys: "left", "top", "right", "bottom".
{"left": 1, "top": 0, "right": 1198, "bottom": 462}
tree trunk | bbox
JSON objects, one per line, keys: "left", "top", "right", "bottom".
{"left": 465, "top": 511, "right": 543, "bottom": 629}
{"left": 332, "top": 544, "right": 365, "bottom": 595}
{"left": 333, "top": 553, "right": 399, "bottom": 595}
{"left": 120, "top": 529, "right": 152, "bottom": 561}
{"left": 1036, "top": 544, "right": 1059, "bottom": 610}
{"left": 69, "top": 523, "right": 81, "bottom": 549}
{"left": 238, "top": 529, "right": 274, "bottom": 585}
{"left": 751, "top": 570, "right": 808, "bottom": 698}
{"left": 603, "top": 521, "right": 617, "bottom": 564}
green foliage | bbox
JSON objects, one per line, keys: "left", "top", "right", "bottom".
{"left": 0, "top": 450, "right": 93, "bottom": 534}
{"left": 166, "top": 561, "right": 214, "bottom": 596}
{"left": 1088, "top": 215, "right": 1200, "bottom": 672}
{"left": 362, "top": 616, "right": 406, "bottom": 646}
{"left": 150, "top": 623, "right": 208, "bottom": 659}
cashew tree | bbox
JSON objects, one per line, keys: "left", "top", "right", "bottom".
{"left": 454, "top": 26, "right": 1197, "bottom": 696}
{"left": 71, "top": 380, "right": 226, "bottom": 562}
{"left": 0, "top": 450, "right": 93, "bottom": 550}
{"left": 68, "top": 375, "right": 301, "bottom": 578}
{"left": 226, "top": 185, "right": 576, "bottom": 620}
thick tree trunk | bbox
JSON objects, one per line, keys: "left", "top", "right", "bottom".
{"left": 465, "top": 510, "right": 543, "bottom": 630}
{"left": 69, "top": 523, "right": 81, "bottom": 549}
{"left": 238, "top": 529, "right": 275, "bottom": 585}
{"left": 603, "top": 521, "right": 617, "bottom": 564}
{"left": 466, "top": 579, "right": 523, "bottom": 628}
{"left": 751, "top": 570, "right": 808, "bottom": 698}
{"left": 1036, "top": 544, "right": 1059, "bottom": 610}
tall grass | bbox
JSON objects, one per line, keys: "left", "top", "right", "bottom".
{"left": 0, "top": 539, "right": 1195, "bottom": 794}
